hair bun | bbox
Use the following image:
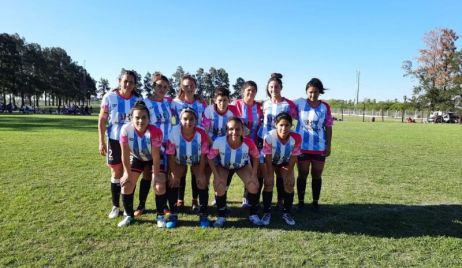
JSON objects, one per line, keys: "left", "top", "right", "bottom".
{"left": 271, "top": 73, "right": 283, "bottom": 79}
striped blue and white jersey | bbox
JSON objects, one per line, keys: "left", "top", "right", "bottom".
{"left": 208, "top": 136, "right": 259, "bottom": 170}
{"left": 144, "top": 96, "right": 173, "bottom": 143}
{"left": 120, "top": 124, "right": 163, "bottom": 161}
{"left": 262, "top": 130, "right": 302, "bottom": 165}
{"left": 258, "top": 97, "right": 298, "bottom": 139}
{"left": 166, "top": 125, "right": 209, "bottom": 165}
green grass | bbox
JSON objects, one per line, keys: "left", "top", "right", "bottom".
{"left": 0, "top": 114, "right": 461, "bottom": 267}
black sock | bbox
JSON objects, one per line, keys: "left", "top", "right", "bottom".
{"left": 284, "top": 191, "right": 294, "bottom": 213}
{"left": 155, "top": 194, "right": 167, "bottom": 215}
{"left": 111, "top": 182, "right": 121, "bottom": 207}
{"left": 191, "top": 175, "right": 199, "bottom": 200}
{"left": 167, "top": 187, "right": 179, "bottom": 214}
{"left": 262, "top": 191, "right": 273, "bottom": 213}
{"left": 215, "top": 194, "right": 227, "bottom": 217}
{"left": 198, "top": 188, "right": 209, "bottom": 215}
{"left": 297, "top": 176, "right": 307, "bottom": 203}
{"left": 139, "top": 178, "right": 151, "bottom": 208}
{"left": 122, "top": 193, "right": 134, "bottom": 217}
{"left": 276, "top": 176, "right": 284, "bottom": 202}
{"left": 227, "top": 171, "right": 234, "bottom": 187}
{"left": 178, "top": 176, "right": 186, "bottom": 201}
{"left": 312, "top": 179, "right": 322, "bottom": 202}
{"left": 247, "top": 192, "right": 259, "bottom": 215}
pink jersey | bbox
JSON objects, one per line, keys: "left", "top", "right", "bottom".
{"left": 101, "top": 90, "right": 141, "bottom": 140}
{"left": 259, "top": 97, "right": 298, "bottom": 138}
{"left": 232, "top": 99, "right": 263, "bottom": 142}
{"left": 295, "top": 99, "right": 333, "bottom": 154}
{"left": 144, "top": 97, "right": 173, "bottom": 143}
{"left": 120, "top": 124, "right": 163, "bottom": 161}
{"left": 166, "top": 125, "right": 209, "bottom": 165}
{"left": 208, "top": 136, "right": 259, "bottom": 169}
{"left": 262, "top": 130, "right": 302, "bottom": 165}
{"left": 202, "top": 104, "right": 238, "bottom": 140}
{"left": 171, "top": 98, "right": 207, "bottom": 127}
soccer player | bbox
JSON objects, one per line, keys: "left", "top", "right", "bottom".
{"left": 208, "top": 117, "right": 262, "bottom": 227}
{"left": 232, "top": 81, "right": 264, "bottom": 208}
{"left": 259, "top": 73, "right": 298, "bottom": 210}
{"left": 171, "top": 75, "right": 207, "bottom": 212}
{"left": 117, "top": 101, "right": 164, "bottom": 227}
{"left": 261, "top": 112, "right": 301, "bottom": 226}
{"left": 202, "top": 87, "right": 238, "bottom": 140}
{"left": 98, "top": 69, "right": 141, "bottom": 219}
{"left": 166, "top": 108, "right": 211, "bottom": 228}
{"left": 295, "top": 78, "right": 333, "bottom": 212}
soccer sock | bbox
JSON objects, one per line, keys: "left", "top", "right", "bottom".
{"left": 297, "top": 176, "right": 307, "bottom": 203}
{"left": 312, "top": 178, "right": 322, "bottom": 202}
{"left": 155, "top": 194, "right": 167, "bottom": 215}
{"left": 276, "top": 176, "right": 284, "bottom": 202}
{"left": 215, "top": 194, "right": 227, "bottom": 217}
{"left": 178, "top": 176, "right": 186, "bottom": 201}
{"left": 262, "top": 191, "right": 273, "bottom": 213}
{"left": 167, "top": 186, "right": 179, "bottom": 214}
{"left": 247, "top": 192, "right": 259, "bottom": 215}
{"left": 227, "top": 171, "right": 233, "bottom": 187}
{"left": 122, "top": 193, "right": 134, "bottom": 217}
{"left": 138, "top": 178, "right": 151, "bottom": 208}
{"left": 198, "top": 188, "right": 209, "bottom": 215}
{"left": 110, "top": 177, "right": 121, "bottom": 207}
{"left": 284, "top": 191, "right": 294, "bottom": 213}
{"left": 191, "top": 175, "right": 199, "bottom": 200}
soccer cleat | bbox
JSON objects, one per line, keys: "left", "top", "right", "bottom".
{"left": 191, "top": 199, "right": 199, "bottom": 214}
{"left": 199, "top": 215, "right": 210, "bottom": 228}
{"left": 134, "top": 206, "right": 145, "bottom": 217}
{"left": 261, "top": 213, "right": 271, "bottom": 226}
{"left": 108, "top": 206, "right": 120, "bottom": 219}
{"left": 117, "top": 216, "right": 134, "bottom": 227}
{"left": 156, "top": 215, "right": 166, "bottom": 228}
{"left": 241, "top": 197, "right": 250, "bottom": 208}
{"left": 248, "top": 214, "right": 262, "bottom": 226}
{"left": 282, "top": 213, "right": 296, "bottom": 226}
{"left": 166, "top": 214, "right": 178, "bottom": 229}
{"left": 214, "top": 217, "right": 226, "bottom": 228}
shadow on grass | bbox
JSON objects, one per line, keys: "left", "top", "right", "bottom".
{"left": 141, "top": 203, "right": 461, "bottom": 238}
{"left": 0, "top": 115, "right": 97, "bottom": 132}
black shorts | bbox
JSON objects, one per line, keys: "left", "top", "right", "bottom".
{"left": 273, "top": 162, "right": 289, "bottom": 168}
{"left": 107, "top": 138, "right": 122, "bottom": 166}
{"left": 131, "top": 156, "right": 166, "bottom": 174}
{"left": 256, "top": 137, "right": 264, "bottom": 150}
{"left": 297, "top": 153, "right": 326, "bottom": 163}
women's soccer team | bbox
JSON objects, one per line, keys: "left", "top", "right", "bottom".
{"left": 98, "top": 70, "right": 333, "bottom": 228}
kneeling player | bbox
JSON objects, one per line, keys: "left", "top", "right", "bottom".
{"left": 208, "top": 117, "right": 262, "bottom": 227}
{"left": 262, "top": 112, "right": 301, "bottom": 226}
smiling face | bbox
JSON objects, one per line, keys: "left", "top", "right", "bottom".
{"left": 132, "top": 109, "right": 149, "bottom": 132}
{"left": 180, "top": 111, "right": 196, "bottom": 131}
{"left": 153, "top": 79, "right": 169, "bottom": 99}
{"left": 181, "top": 78, "right": 196, "bottom": 100}
{"left": 226, "top": 119, "right": 243, "bottom": 143}
{"left": 276, "top": 118, "right": 291, "bottom": 140}
{"left": 307, "top": 86, "right": 320, "bottom": 102}
{"left": 119, "top": 73, "right": 135, "bottom": 93}
{"left": 267, "top": 80, "right": 282, "bottom": 99}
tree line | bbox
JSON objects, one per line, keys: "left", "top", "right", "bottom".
{"left": 0, "top": 33, "right": 96, "bottom": 108}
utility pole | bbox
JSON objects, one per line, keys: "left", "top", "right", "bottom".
{"left": 355, "top": 70, "right": 360, "bottom": 106}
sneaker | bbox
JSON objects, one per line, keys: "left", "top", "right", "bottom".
{"left": 214, "top": 216, "right": 226, "bottom": 228}
{"left": 277, "top": 200, "right": 284, "bottom": 211}
{"left": 241, "top": 197, "right": 250, "bottom": 208}
{"left": 156, "top": 215, "right": 166, "bottom": 228}
{"left": 117, "top": 216, "right": 134, "bottom": 227}
{"left": 199, "top": 215, "right": 210, "bottom": 228}
{"left": 211, "top": 199, "right": 217, "bottom": 207}
{"left": 248, "top": 214, "right": 262, "bottom": 226}
{"left": 166, "top": 214, "right": 178, "bottom": 229}
{"left": 311, "top": 201, "right": 319, "bottom": 212}
{"left": 134, "top": 206, "right": 145, "bottom": 217}
{"left": 261, "top": 213, "right": 271, "bottom": 226}
{"left": 108, "top": 206, "right": 120, "bottom": 219}
{"left": 191, "top": 199, "right": 199, "bottom": 214}
{"left": 296, "top": 202, "right": 305, "bottom": 213}
{"left": 282, "top": 213, "right": 296, "bottom": 226}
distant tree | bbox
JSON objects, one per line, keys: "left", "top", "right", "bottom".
{"left": 97, "top": 78, "right": 110, "bottom": 97}
{"left": 143, "top": 72, "right": 152, "bottom": 97}
{"left": 403, "top": 28, "right": 462, "bottom": 111}
{"left": 170, "top": 66, "right": 185, "bottom": 97}
{"left": 194, "top": 68, "right": 206, "bottom": 97}
{"left": 231, "top": 77, "right": 245, "bottom": 99}
{"left": 203, "top": 67, "right": 229, "bottom": 102}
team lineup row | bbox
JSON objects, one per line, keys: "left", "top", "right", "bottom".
{"left": 98, "top": 71, "right": 333, "bottom": 228}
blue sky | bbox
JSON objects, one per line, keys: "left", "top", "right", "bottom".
{"left": 1, "top": 0, "right": 461, "bottom": 101}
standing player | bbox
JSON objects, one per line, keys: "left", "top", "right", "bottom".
{"left": 117, "top": 101, "right": 164, "bottom": 227}
{"left": 232, "top": 81, "right": 264, "bottom": 208}
{"left": 171, "top": 75, "right": 207, "bottom": 211}
{"left": 208, "top": 117, "right": 262, "bottom": 227}
{"left": 166, "top": 108, "right": 211, "bottom": 228}
{"left": 202, "top": 87, "right": 238, "bottom": 140}
{"left": 262, "top": 112, "right": 301, "bottom": 226}
{"left": 259, "top": 73, "right": 298, "bottom": 210}
{"left": 98, "top": 69, "right": 141, "bottom": 219}
{"left": 295, "top": 78, "right": 333, "bottom": 212}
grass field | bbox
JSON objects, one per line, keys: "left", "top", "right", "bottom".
{"left": 0, "top": 114, "right": 461, "bottom": 267}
